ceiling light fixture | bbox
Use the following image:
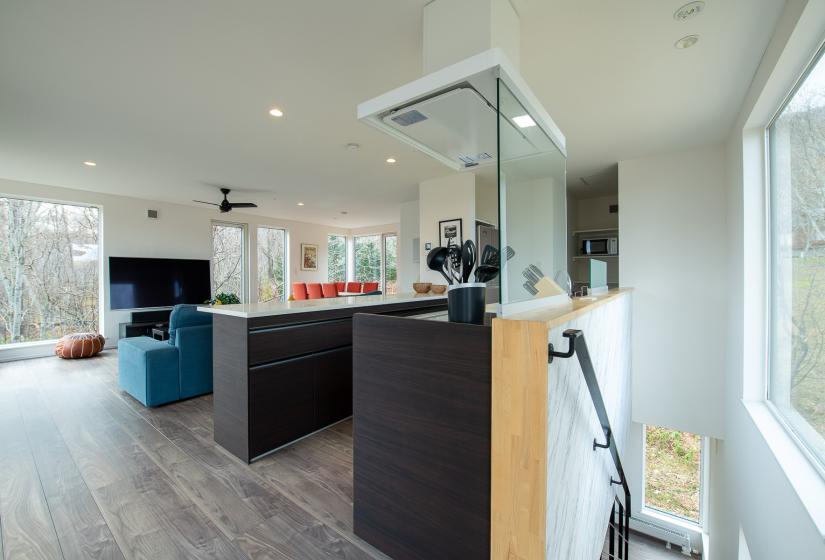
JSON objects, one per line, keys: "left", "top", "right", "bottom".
{"left": 268, "top": 107, "right": 284, "bottom": 117}
{"left": 346, "top": 142, "right": 361, "bottom": 150}
{"left": 83, "top": 161, "right": 97, "bottom": 167}
{"left": 674, "top": 1, "right": 705, "bottom": 21}
{"left": 386, "top": 157, "right": 397, "bottom": 163}
{"left": 512, "top": 114, "right": 536, "bottom": 128}
{"left": 297, "top": 202, "right": 305, "bottom": 206}
{"left": 674, "top": 35, "right": 699, "bottom": 49}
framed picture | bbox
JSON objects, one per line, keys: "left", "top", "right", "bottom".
{"left": 438, "top": 218, "right": 463, "bottom": 249}
{"left": 301, "top": 243, "right": 318, "bottom": 271}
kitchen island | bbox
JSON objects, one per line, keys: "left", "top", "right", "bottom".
{"left": 199, "top": 293, "right": 447, "bottom": 463}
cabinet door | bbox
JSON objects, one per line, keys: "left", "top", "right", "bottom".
{"left": 249, "top": 356, "right": 315, "bottom": 458}
{"left": 315, "top": 347, "right": 353, "bottom": 429}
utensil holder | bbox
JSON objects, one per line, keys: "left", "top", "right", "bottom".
{"left": 447, "top": 283, "right": 486, "bottom": 325}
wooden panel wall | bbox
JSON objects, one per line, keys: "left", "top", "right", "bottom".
{"left": 490, "top": 318, "right": 549, "bottom": 560}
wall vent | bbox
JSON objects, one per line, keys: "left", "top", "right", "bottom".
{"left": 147, "top": 209, "right": 159, "bottom": 219}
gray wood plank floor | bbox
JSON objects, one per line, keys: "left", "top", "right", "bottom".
{"left": 0, "top": 352, "right": 389, "bottom": 560}
{"left": 0, "top": 351, "right": 693, "bottom": 560}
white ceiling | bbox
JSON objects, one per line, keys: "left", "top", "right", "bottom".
{"left": 0, "top": 0, "right": 784, "bottom": 224}
{"left": 514, "top": 0, "right": 785, "bottom": 197}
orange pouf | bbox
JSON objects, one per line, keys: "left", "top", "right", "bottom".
{"left": 55, "top": 333, "right": 106, "bottom": 359}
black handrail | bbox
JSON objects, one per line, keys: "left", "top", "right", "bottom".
{"left": 549, "top": 329, "right": 631, "bottom": 560}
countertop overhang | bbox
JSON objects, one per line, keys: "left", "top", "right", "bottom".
{"left": 197, "top": 292, "right": 447, "bottom": 319}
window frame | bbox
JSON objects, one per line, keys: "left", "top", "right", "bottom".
{"left": 382, "top": 233, "right": 398, "bottom": 294}
{"left": 0, "top": 193, "right": 103, "bottom": 347}
{"left": 211, "top": 220, "right": 249, "bottom": 303}
{"left": 765, "top": 39, "right": 825, "bottom": 480}
{"left": 640, "top": 424, "right": 708, "bottom": 529}
{"left": 256, "top": 225, "right": 288, "bottom": 303}
{"left": 352, "top": 231, "right": 399, "bottom": 292}
{"left": 327, "top": 233, "right": 348, "bottom": 283}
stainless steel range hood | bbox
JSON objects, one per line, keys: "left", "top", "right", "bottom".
{"left": 357, "top": 49, "right": 566, "bottom": 170}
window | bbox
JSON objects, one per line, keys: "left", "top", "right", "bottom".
{"left": 0, "top": 196, "right": 100, "bottom": 344}
{"left": 643, "top": 425, "right": 702, "bottom": 523}
{"left": 328, "top": 234, "right": 347, "bottom": 282}
{"left": 354, "top": 234, "right": 382, "bottom": 283}
{"left": 257, "top": 227, "right": 286, "bottom": 302}
{"left": 383, "top": 233, "right": 398, "bottom": 294}
{"left": 768, "top": 45, "right": 825, "bottom": 472}
{"left": 211, "top": 222, "right": 246, "bottom": 302}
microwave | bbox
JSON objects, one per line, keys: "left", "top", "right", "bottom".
{"left": 582, "top": 238, "right": 618, "bottom": 255}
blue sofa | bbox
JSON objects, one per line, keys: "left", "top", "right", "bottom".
{"left": 118, "top": 304, "right": 213, "bottom": 407}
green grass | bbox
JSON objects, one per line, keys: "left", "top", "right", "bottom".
{"left": 644, "top": 426, "right": 701, "bottom": 521}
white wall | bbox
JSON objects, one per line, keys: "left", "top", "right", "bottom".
{"left": 710, "top": 1, "right": 825, "bottom": 558}
{"left": 619, "top": 145, "right": 727, "bottom": 439}
{"left": 0, "top": 177, "right": 349, "bottom": 349}
{"left": 398, "top": 200, "right": 420, "bottom": 291}
{"left": 572, "top": 194, "right": 618, "bottom": 231}
{"left": 475, "top": 172, "right": 499, "bottom": 226}
{"left": 418, "top": 172, "right": 476, "bottom": 284}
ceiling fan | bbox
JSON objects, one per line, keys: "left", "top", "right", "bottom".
{"left": 194, "top": 188, "right": 258, "bottom": 213}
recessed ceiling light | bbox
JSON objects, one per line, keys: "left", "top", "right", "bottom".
{"left": 674, "top": 35, "right": 699, "bottom": 49}
{"left": 268, "top": 107, "right": 284, "bottom": 117}
{"left": 386, "top": 157, "right": 397, "bottom": 163}
{"left": 83, "top": 161, "right": 97, "bottom": 167}
{"left": 512, "top": 114, "right": 536, "bottom": 128}
{"left": 297, "top": 202, "right": 305, "bottom": 206}
{"left": 674, "top": 1, "right": 705, "bottom": 21}
{"left": 346, "top": 143, "right": 361, "bottom": 150}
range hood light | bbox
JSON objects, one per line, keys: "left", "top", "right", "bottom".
{"left": 512, "top": 114, "right": 537, "bottom": 128}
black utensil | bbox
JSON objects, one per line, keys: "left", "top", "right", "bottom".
{"left": 426, "top": 247, "right": 453, "bottom": 285}
{"left": 484, "top": 246, "right": 500, "bottom": 267}
{"left": 448, "top": 244, "right": 462, "bottom": 284}
{"left": 505, "top": 246, "right": 515, "bottom": 261}
{"left": 461, "top": 240, "right": 476, "bottom": 283}
{"left": 475, "top": 264, "right": 499, "bottom": 283}
{"left": 481, "top": 245, "right": 494, "bottom": 267}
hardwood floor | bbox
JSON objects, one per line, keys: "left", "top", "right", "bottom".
{"left": 0, "top": 351, "right": 696, "bottom": 560}
{"left": 0, "top": 352, "right": 388, "bottom": 560}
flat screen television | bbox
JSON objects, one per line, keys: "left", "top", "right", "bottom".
{"left": 109, "top": 256, "right": 211, "bottom": 310}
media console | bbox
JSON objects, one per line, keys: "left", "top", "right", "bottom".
{"left": 118, "top": 308, "right": 172, "bottom": 339}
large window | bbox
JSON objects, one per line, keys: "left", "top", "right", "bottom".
{"left": 328, "top": 234, "right": 347, "bottom": 282}
{"left": 212, "top": 222, "right": 246, "bottom": 302}
{"left": 643, "top": 425, "right": 703, "bottom": 523}
{"left": 0, "top": 196, "right": 100, "bottom": 344}
{"left": 257, "top": 227, "right": 286, "bottom": 302}
{"left": 768, "top": 45, "right": 825, "bottom": 472}
{"left": 383, "top": 233, "right": 398, "bottom": 294}
{"left": 354, "top": 234, "right": 382, "bottom": 283}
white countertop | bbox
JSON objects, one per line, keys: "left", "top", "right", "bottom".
{"left": 197, "top": 292, "right": 447, "bottom": 318}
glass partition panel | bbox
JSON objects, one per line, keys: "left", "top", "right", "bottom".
{"left": 497, "top": 79, "right": 567, "bottom": 308}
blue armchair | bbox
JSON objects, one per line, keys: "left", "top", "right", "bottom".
{"left": 118, "top": 304, "right": 213, "bottom": 407}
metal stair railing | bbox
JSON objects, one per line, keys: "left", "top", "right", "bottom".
{"left": 549, "top": 329, "right": 631, "bottom": 560}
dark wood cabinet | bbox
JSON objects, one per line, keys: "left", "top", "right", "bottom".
{"left": 249, "top": 357, "right": 316, "bottom": 457}
{"left": 212, "top": 297, "right": 447, "bottom": 463}
{"left": 314, "top": 347, "right": 353, "bottom": 429}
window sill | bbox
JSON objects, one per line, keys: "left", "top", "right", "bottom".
{"left": 0, "top": 339, "right": 59, "bottom": 362}
{"left": 744, "top": 400, "right": 825, "bottom": 539}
